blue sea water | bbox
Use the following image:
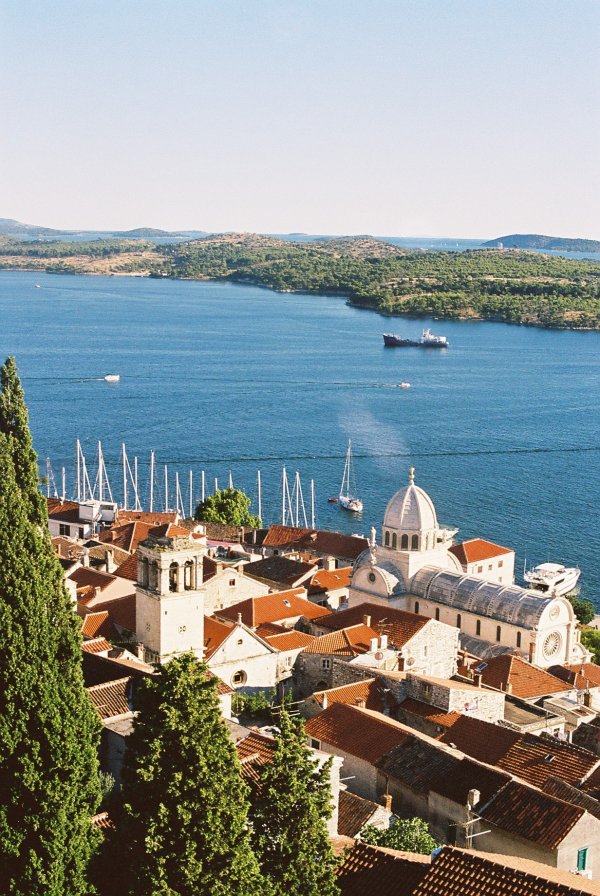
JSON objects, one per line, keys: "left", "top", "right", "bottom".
{"left": 1, "top": 271, "right": 599, "bottom": 602}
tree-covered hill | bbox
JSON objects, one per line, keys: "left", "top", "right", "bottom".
{"left": 483, "top": 233, "right": 600, "bottom": 253}
{"left": 1, "top": 232, "right": 600, "bottom": 329}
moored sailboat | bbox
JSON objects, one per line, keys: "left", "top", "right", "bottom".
{"left": 338, "top": 440, "right": 363, "bottom": 513}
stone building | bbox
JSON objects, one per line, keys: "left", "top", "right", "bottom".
{"left": 349, "top": 469, "right": 588, "bottom": 669}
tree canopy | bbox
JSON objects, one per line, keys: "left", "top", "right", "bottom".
{"left": 360, "top": 816, "right": 439, "bottom": 855}
{"left": 116, "top": 654, "right": 265, "bottom": 896}
{"left": 194, "top": 486, "right": 261, "bottom": 528}
{"left": 0, "top": 357, "right": 102, "bottom": 895}
{"left": 249, "top": 711, "right": 339, "bottom": 896}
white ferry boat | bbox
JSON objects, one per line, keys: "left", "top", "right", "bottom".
{"left": 104, "top": 374, "right": 120, "bottom": 383}
{"left": 524, "top": 562, "right": 581, "bottom": 596}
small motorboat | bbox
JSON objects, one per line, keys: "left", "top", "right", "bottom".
{"left": 104, "top": 374, "right": 120, "bottom": 383}
{"left": 398, "top": 382, "right": 411, "bottom": 389}
{"left": 34, "top": 283, "right": 41, "bottom": 288}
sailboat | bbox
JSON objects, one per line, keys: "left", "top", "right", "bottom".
{"left": 338, "top": 440, "right": 363, "bottom": 513}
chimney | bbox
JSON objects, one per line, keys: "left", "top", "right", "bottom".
{"left": 505, "top": 682, "right": 513, "bottom": 695}
{"left": 584, "top": 690, "right": 593, "bottom": 708}
{"left": 81, "top": 549, "right": 90, "bottom": 568}
{"left": 356, "top": 698, "right": 366, "bottom": 708}
{"left": 322, "top": 693, "right": 328, "bottom": 710}
{"left": 238, "top": 526, "right": 244, "bottom": 544}
{"left": 379, "top": 634, "right": 388, "bottom": 650}
{"left": 363, "top": 614, "right": 372, "bottom": 628}
{"left": 474, "top": 673, "right": 482, "bottom": 688}
{"left": 369, "top": 637, "right": 378, "bottom": 653}
{"left": 381, "top": 793, "right": 392, "bottom": 812}
{"left": 325, "top": 556, "right": 336, "bottom": 571}
{"left": 237, "top": 612, "right": 243, "bottom": 625}
{"left": 467, "top": 788, "right": 480, "bottom": 809}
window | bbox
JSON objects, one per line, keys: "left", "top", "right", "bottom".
{"left": 78, "top": 527, "right": 84, "bottom": 539}
{"left": 169, "top": 562, "right": 178, "bottom": 592}
{"left": 414, "top": 601, "right": 420, "bottom": 615}
{"left": 184, "top": 561, "right": 194, "bottom": 590}
{"left": 368, "top": 572, "right": 376, "bottom": 583}
{"left": 477, "top": 565, "right": 483, "bottom": 573}
{"left": 310, "top": 738, "right": 320, "bottom": 749}
{"left": 498, "top": 560, "right": 503, "bottom": 568}
{"left": 411, "top": 534, "right": 419, "bottom": 551}
{"left": 516, "top": 632, "right": 521, "bottom": 648}
{"left": 285, "top": 656, "right": 293, "bottom": 668}
{"left": 401, "top": 534, "right": 408, "bottom": 550}
{"left": 476, "top": 620, "right": 481, "bottom": 636}
{"left": 496, "top": 626, "right": 501, "bottom": 642}
{"left": 392, "top": 533, "right": 397, "bottom": 550}
{"left": 421, "top": 645, "right": 428, "bottom": 658}
{"left": 59, "top": 524, "right": 69, "bottom": 536}
{"left": 577, "top": 848, "right": 589, "bottom": 872}
{"left": 456, "top": 614, "right": 461, "bottom": 628}
{"left": 384, "top": 531, "right": 390, "bottom": 547}
{"left": 229, "top": 578, "right": 236, "bottom": 587}
{"left": 435, "top": 608, "right": 440, "bottom": 621}
{"left": 321, "top": 658, "right": 331, "bottom": 670}
{"left": 488, "top": 564, "right": 493, "bottom": 571}
{"left": 237, "top": 638, "right": 243, "bottom": 645}
{"left": 231, "top": 670, "right": 247, "bottom": 686}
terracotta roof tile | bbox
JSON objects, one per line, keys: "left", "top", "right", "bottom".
{"left": 82, "top": 651, "right": 155, "bottom": 687}
{"left": 81, "top": 637, "right": 112, "bottom": 654}
{"left": 337, "top": 789, "right": 384, "bottom": 838}
{"left": 243, "top": 555, "right": 317, "bottom": 587}
{"left": 80, "top": 610, "right": 117, "bottom": 640}
{"left": 114, "top": 553, "right": 138, "bottom": 582}
{"left": 216, "top": 589, "right": 328, "bottom": 627}
{"left": 46, "top": 498, "right": 81, "bottom": 523}
{"left": 91, "top": 812, "right": 115, "bottom": 831}
{"left": 551, "top": 663, "right": 600, "bottom": 691}
{"left": 543, "top": 776, "right": 600, "bottom": 821}
{"left": 98, "top": 521, "right": 153, "bottom": 553}
{"left": 312, "top": 679, "right": 389, "bottom": 713}
{"left": 449, "top": 538, "right": 512, "bottom": 565}
{"left": 99, "top": 593, "right": 136, "bottom": 633}
{"left": 496, "top": 732, "right": 600, "bottom": 789}
{"left": 305, "top": 704, "right": 411, "bottom": 764}
{"left": 262, "top": 525, "right": 312, "bottom": 547}
{"left": 481, "top": 780, "right": 584, "bottom": 849}
{"left": 87, "top": 677, "right": 131, "bottom": 720}
{"left": 254, "top": 622, "right": 288, "bottom": 639}
{"left": 301, "top": 624, "right": 376, "bottom": 656}
{"left": 52, "top": 536, "right": 85, "bottom": 560}
{"left": 308, "top": 566, "right": 352, "bottom": 593}
{"left": 479, "top": 653, "right": 569, "bottom": 698}
{"left": 264, "top": 630, "right": 316, "bottom": 651}
{"left": 203, "top": 616, "right": 234, "bottom": 660}
{"left": 69, "top": 567, "right": 117, "bottom": 591}
{"left": 337, "top": 841, "right": 430, "bottom": 896}
{"left": 412, "top": 846, "right": 600, "bottom": 896}
{"left": 262, "top": 525, "right": 369, "bottom": 560}
{"left": 312, "top": 602, "right": 429, "bottom": 649}
{"left": 116, "top": 510, "right": 178, "bottom": 525}
{"left": 398, "top": 698, "right": 462, "bottom": 729}
{"left": 439, "top": 715, "right": 522, "bottom": 764}
{"left": 148, "top": 523, "right": 192, "bottom": 540}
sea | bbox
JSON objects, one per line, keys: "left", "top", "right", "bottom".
{"left": 1, "top": 269, "right": 599, "bottom": 603}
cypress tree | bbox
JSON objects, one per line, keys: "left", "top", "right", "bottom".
{"left": 250, "top": 710, "right": 340, "bottom": 896}
{"left": 0, "top": 388, "right": 102, "bottom": 893}
{"left": 0, "top": 356, "right": 46, "bottom": 525}
{"left": 117, "top": 654, "right": 266, "bottom": 896}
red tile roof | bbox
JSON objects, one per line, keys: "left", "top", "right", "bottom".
{"left": 439, "top": 715, "right": 522, "bottom": 764}
{"left": 116, "top": 510, "right": 179, "bottom": 525}
{"left": 398, "top": 698, "right": 462, "bottom": 730}
{"left": 69, "top": 567, "right": 117, "bottom": 592}
{"left": 91, "top": 812, "right": 115, "bottom": 831}
{"left": 264, "top": 630, "right": 316, "bottom": 651}
{"left": 262, "top": 525, "right": 312, "bottom": 547}
{"left": 203, "top": 616, "right": 234, "bottom": 660}
{"left": 551, "top": 663, "right": 600, "bottom": 690}
{"left": 308, "top": 566, "right": 352, "bottom": 594}
{"left": 216, "top": 589, "right": 329, "bottom": 628}
{"left": 148, "top": 523, "right": 193, "bottom": 540}
{"left": 99, "top": 593, "right": 136, "bottom": 633}
{"left": 98, "top": 521, "right": 153, "bottom": 553}
{"left": 302, "top": 624, "right": 377, "bottom": 657}
{"left": 479, "top": 653, "right": 569, "bottom": 698}
{"left": 243, "top": 555, "right": 317, "bottom": 587}
{"left": 337, "top": 841, "right": 430, "bottom": 895}
{"left": 449, "top": 538, "right": 512, "bottom": 565}
{"left": 114, "top": 553, "right": 138, "bottom": 582}
{"left": 262, "top": 525, "right": 368, "bottom": 560}
{"left": 412, "top": 846, "right": 600, "bottom": 896}
{"left": 496, "top": 733, "right": 600, "bottom": 789}
{"left": 305, "top": 704, "right": 411, "bottom": 764}
{"left": 312, "top": 679, "right": 389, "bottom": 713}
{"left": 87, "top": 677, "right": 131, "bottom": 720}
{"left": 254, "top": 622, "right": 288, "bottom": 639}
{"left": 46, "top": 498, "right": 81, "bottom": 523}
{"left": 81, "top": 637, "right": 112, "bottom": 654}
{"left": 481, "top": 780, "right": 584, "bottom": 849}
{"left": 337, "top": 790, "right": 386, "bottom": 838}
{"left": 80, "top": 610, "right": 117, "bottom": 640}
{"left": 312, "top": 602, "right": 429, "bottom": 649}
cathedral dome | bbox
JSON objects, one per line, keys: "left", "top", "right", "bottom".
{"left": 383, "top": 468, "right": 438, "bottom": 533}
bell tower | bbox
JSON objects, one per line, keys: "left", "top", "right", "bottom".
{"left": 135, "top": 526, "right": 205, "bottom": 664}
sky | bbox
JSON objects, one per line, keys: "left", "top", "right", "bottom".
{"left": 1, "top": 1, "right": 599, "bottom": 238}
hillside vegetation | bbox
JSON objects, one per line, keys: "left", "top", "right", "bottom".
{"left": 2, "top": 233, "right": 600, "bottom": 329}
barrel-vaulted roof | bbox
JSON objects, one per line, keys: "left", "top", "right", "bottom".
{"left": 409, "top": 566, "right": 563, "bottom": 629}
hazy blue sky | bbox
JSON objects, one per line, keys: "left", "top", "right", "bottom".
{"left": 2, "top": 1, "right": 599, "bottom": 237}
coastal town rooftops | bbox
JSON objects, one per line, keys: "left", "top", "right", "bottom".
{"left": 312, "top": 601, "right": 430, "bottom": 647}
{"left": 305, "top": 703, "right": 412, "bottom": 764}
{"left": 262, "top": 525, "right": 368, "bottom": 559}
{"left": 397, "top": 698, "right": 462, "bottom": 729}
{"left": 308, "top": 566, "right": 353, "bottom": 594}
{"left": 449, "top": 537, "right": 513, "bottom": 565}
{"left": 242, "top": 555, "right": 317, "bottom": 588}
{"left": 477, "top": 653, "right": 570, "bottom": 698}
{"left": 337, "top": 790, "right": 390, "bottom": 839}
{"left": 47, "top": 498, "right": 82, "bottom": 523}
{"left": 116, "top": 510, "right": 179, "bottom": 525}
{"left": 550, "top": 663, "right": 600, "bottom": 690}
{"left": 337, "top": 841, "right": 430, "bottom": 895}
{"left": 79, "top": 609, "right": 118, "bottom": 640}
{"left": 301, "top": 624, "right": 379, "bottom": 657}
{"left": 87, "top": 677, "right": 131, "bottom": 721}
{"left": 410, "top": 565, "right": 560, "bottom": 629}
{"left": 311, "top": 679, "right": 388, "bottom": 713}
{"left": 114, "top": 554, "right": 138, "bottom": 582}
{"left": 263, "top": 630, "right": 316, "bottom": 651}
{"left": 69, "top": 566, "right": 118, "bottom": 591}
{"left": 412, "top": 846, "right": 600, "bottom": 896}
{"left": 98, "top": 521, "right": 154, "bottom": 553}
{"left": 215, "top": 588, "right": 329, "bottom": 628}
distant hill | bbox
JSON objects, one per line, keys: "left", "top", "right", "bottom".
{"left": 0, "top": 218, "right": 207, "bottom": 241}
{"left": 483, "top": 233, "right": 600, "bottom": 253}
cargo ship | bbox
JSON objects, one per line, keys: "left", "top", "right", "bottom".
{"left": 383, "top": 328, "right": 449, "bottom": 348}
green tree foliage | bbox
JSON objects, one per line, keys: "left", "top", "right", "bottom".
{"left": 194, "top": 486, "right": 261, "bottom": 527}
{"left": 360, "top": 816, "right": 439, "bottom": 855}
{"left": 0, "top": 356, "right": 46, "bottom": 524}
{"left": 250, "top": 711, "right": 339, "bottom": 896}
{"left": 0, "top": 364, "right": 102, "bottom": 895}
{"left": 581, "top": 629, "right": 600, "bottom": 664}
{"left": 568, "top": 594, "right": 595, "bottom": 626}
{"left": 116, "top": 654, "right": 265, "bottom": 896}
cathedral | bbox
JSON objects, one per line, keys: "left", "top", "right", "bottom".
{"left": 349, "top": 468, "right": 588, "bottom": 670}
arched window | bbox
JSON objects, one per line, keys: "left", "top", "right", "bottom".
{"left": 169, "top": 562, "right": 179, "bottom": 592}
{"left": 476, "top": 619, "right": 481, "bottom": 636}
{"left": 516, "top": 631, "right": 522, "bottom": 649}
{"left": 184, "top": 560, "right": 194, "bottom": 591}
{"left": 456, "top": 613, "right": 461, "bottom": 628}
{"left": 140, "top": 557, "right": 149, "bottom": 588}
{"left": 392, "top": 533, "right": 397, "bottom": 550}
{"left": 435, "top": 608, "right": 440, "bottom": 621}
{"left": 414, "top": 601, "right": 420, "bottom": 614}
{"left": 411, "top": 534, "right": 419, "bottom": 551}
{"left": 149, "top": 561, "right": 159, "bottom": 592}
{"left": 401, "top": 534, "right": 409, "bottom": 550}
{"left": 384, "top": 530, "right": 390, "bottom": 547}
{"left": 496, "top": 626, "right": 501, "bottom": 642}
